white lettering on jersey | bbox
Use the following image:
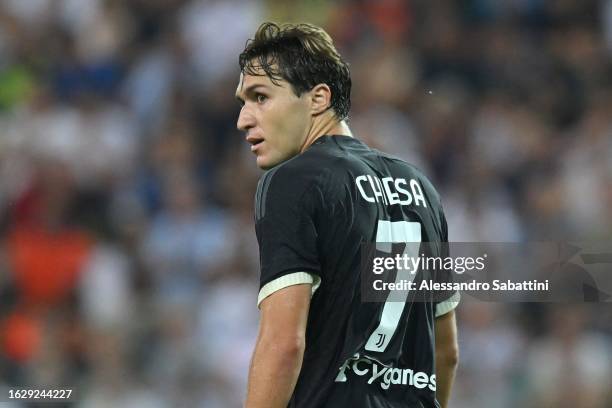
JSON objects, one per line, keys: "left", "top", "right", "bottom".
{"left": 367, "top": 175, "right": 387, "bottom": 205}
{"left": 381, "top": 177, "right": 399, "bottom": 205}
{"left": 394, "top": 178, "right": 412, "bottom": 205}
{"left": 335, "top": 354, "right": 436, "bottom": 391}
{"left": 356, "top": 175, "right": 375, "bottom": 202}
{"left": 355, "top": 175, "right": 427, "bottom": 208}
{"left": 410, "top": 178, "right": 427, "bottom": 208}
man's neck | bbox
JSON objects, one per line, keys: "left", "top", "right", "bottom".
{"left": 300, "top": 112, "right": 353, "bottom": 153}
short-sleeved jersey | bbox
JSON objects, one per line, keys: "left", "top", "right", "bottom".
{"left": 254, "top": 135, "right": 458, "bottom": 408}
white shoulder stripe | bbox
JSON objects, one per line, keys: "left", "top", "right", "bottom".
{"left": 257, "top": 272, "right": 321, "bottom": 308}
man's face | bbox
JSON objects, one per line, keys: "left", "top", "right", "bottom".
{"left": 236, "top": 68, "right": 311, "bottom": 169}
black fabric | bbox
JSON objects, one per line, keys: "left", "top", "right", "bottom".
{"left": 254, "top": 136, "right": 453, "bottom": 408}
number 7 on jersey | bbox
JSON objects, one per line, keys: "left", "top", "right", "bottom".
{"left": 365, "top": 220, "right": 422, "bottom": 352}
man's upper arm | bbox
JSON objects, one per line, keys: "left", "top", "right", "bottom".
{"left": 435, "top": 208, "right": 460, "bottom": 318}
{"left": 434, "top": 309, "right": 458, "bottom": 356}
{"left": 258, "top": 283, "right": 312, "bottom": 343}
{"left": 258, "top": 272, "right": 321, "bottom": 307}
{"left": 435, "top": 292, "right": 460, "bottom": 317}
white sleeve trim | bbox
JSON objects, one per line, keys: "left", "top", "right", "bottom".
{"left": 257, "top": 272, "right": 321, "bottom": 308}
{"left": 435, "top": 291, "right": 460, "bottom": 318}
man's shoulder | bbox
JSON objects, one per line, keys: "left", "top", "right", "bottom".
{"left": 257, "top": 155, "right": 321, "bottom": 193}
{"left": 256, "top": 144, "right": 348, "bottom": 195}
{"left": 254, "top": 153, "right": 333, "bottom": 220}
{"left": 374, "top": 149, "right": 443, "bottom": 202}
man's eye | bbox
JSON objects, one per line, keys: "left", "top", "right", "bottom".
{"left": 256, "top": 94, "right": 267, "bottom": 103}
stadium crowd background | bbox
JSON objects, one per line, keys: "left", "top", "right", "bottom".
{"left": 1, "top": 0, "right": 611, "bottom": 406}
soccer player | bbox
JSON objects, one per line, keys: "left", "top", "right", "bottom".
{"left": 235, "top": 22, "right": 459, "bottom": 408}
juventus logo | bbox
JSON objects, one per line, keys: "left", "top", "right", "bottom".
{"left": 375, "top": 333, "right": 386, "bottom": 347}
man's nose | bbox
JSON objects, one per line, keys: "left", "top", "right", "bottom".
{"left": 237, "top": 105, "right": 256, "bottom": 132}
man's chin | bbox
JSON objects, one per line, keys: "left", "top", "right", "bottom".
{"left": 256, "top": 154, "right": 283, "bottom": 170}
{"left": 256, "top": 155, "right": 275, "bottom": 170}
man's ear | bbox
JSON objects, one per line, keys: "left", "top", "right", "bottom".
{"left": 310, "top": 83, "right": 332, "bottom": 115}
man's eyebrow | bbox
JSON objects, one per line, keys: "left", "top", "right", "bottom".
{"left": 235, "top": 84, "right": 269, "bottom": 102}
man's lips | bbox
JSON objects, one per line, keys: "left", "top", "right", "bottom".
{"left": 246, "top": 134, "right": 264, "bottom": 152}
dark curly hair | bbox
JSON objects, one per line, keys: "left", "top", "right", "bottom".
{"left": 239, "top": 22, "right": 351, "bottom": 121}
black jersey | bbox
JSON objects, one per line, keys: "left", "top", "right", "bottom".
{"left": 254, "top": 135, "right": 457, "bottom": 408}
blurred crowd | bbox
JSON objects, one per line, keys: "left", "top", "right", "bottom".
{"left": 0, "top": 0, "right": 611, "bottom": 407}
